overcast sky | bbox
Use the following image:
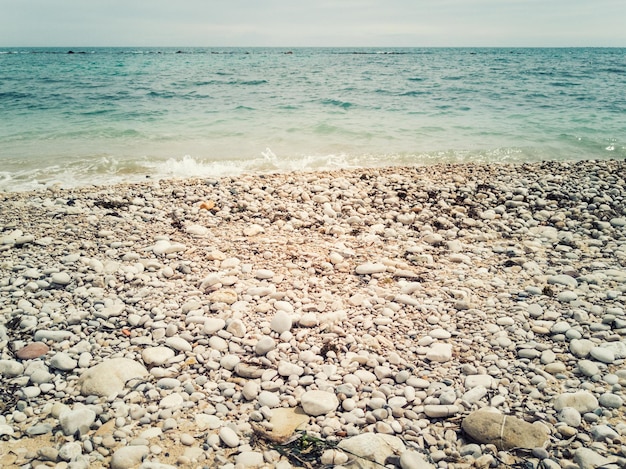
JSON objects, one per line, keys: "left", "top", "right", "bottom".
{"left": 1, "top": 0, "right": 624, "bottom": 47}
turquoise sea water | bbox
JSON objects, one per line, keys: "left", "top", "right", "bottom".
{"left": 0, "top": 47, "right": 624, "bottom": 191}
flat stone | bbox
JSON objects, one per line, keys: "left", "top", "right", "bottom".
{"left": 203, "top": 318, "right": 226, "bottom": 334}
{"left": 25, "top": 423, "right": 52, "bottom": 436}
{"left": 424, "top": 405, "right": 460, "bottom": 418}
{"left": 226, "top": 319, "right": 246, "bottom": 337}
{"left": 235, "top": 451, "right": 264, "bottom": 467}
{"left": 258, "top": 390, "right": 281, "bottom": 408}
{"left": 242, "top": 381, "right": 259, "bottom": 400}
{"left": 208, "top": 289, "right": 238, "bottom": 304}
{"left": 589, "top": 347, "right": 615, "bottom": 364}
{"left": 160, "top": 393, "right": 184, "bottom": 409}
{"left": 50, "top": 272, "right": 71, "bottom": 285}
{"left": 577, "top": 359, "right": 600, "bottom": 377}
{"left": 462, "top": 385, "right": 488, "bottom": 404}
{"left": 461, "top": 409, "right": 549, "bottom": 450}
{"left": 400, "top": 450, "right": 436, "bottom": 469}
{"left": 111, "top": 445, "right": 150, "bottom": 469}
{"left": 33, "top": 330, "right": 73, "bottom": 342}
{"left": 547, "top": 274, "right": 578, "bottom": 288}
{"left": 164, "top": 336, "right": 192, "bottom": 352}
{"left": 573, "top": 447, "right": 614, "bottom": 469}
{"left": 591, "top": 424, "right": 619, "bottom": 441}
{"left": 553, "top": 391, "right": 599, "bottom": 413}
{"left": 142, "top": 346, "right": 175, "bottom": 366}
{"left": 278, "top": 361, "right": 304, "bottom": 377}
{"left": 465, "top": 375, "right": 494, "bottom": 388}
{"left": 598, "top": 393, "right": 623, "bottom": 409}
{"left": 255, "top": 268, "right": 275, "bottom": 279}
{"left": 235, "top": 363, "right": 264, "bottom": 378}
{"left": 355, "top": 262, "right": 387, "bottom": 275}
{"left": 262, "top": 407, "right": 309, "bottom": 443}
{"left": 58, "top": 442, "right": 82, "bottom": 462}
{"left": 16, "top": 342, "right": 50, "bottom": 359}
{"left": 301, "top": 390, "right": 339, "bottom": 416}
{"left": 337, "top": 433, "right": 406, "bottom": 469}
{"left": 426, "top": 343, "right": 453, "bottom": 362}
{"left": 79, "top": 358, "right": 148, "bottom": 397}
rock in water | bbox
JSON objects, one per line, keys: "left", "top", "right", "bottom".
{"left": 461, "top": 409, "right": 549, "bottom": 450}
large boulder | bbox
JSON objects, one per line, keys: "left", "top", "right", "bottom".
{"left": 79, "top": 358, "right": 148, "bottom": 397}
{"left": 462, "top": 408, "right": 549, "bottom": 450}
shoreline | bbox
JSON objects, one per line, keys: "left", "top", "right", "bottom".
{"left": 1, "top": 159, "right": 625, "bottom": 468}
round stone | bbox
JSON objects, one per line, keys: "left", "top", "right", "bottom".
{"left": 254, "top": 336, "right": 275, "bottom": 355}
{"left": 557, "top": 407, "right": 582, "bottom": 427}
{"left": 141, "top": 347, "right": 175, "bottom": 366}
{"left": 577, "top": 360, "right": 600, "bottom": 377}
{"left": 270, "top": 310, "right": 292, "bottom": 334}
{"left": 589, "top": 347, "right": 615, "bottom": 364}
{"left": 219, "top": 426, "right": 240, "bottom": 448}
{"left": 258, "top": 391, "right": 280, "bottom": 408}
{"left": 598, "top": 393, "right": 623, "bottom": 409}
{"left": 301, "top": 390, "right": 339, "bottom": 416}
{"left": 51, "top": 272, "right": 71, "bottom": 285}
{"left": 50, "top": 352, "right": 78, "bottom": 371}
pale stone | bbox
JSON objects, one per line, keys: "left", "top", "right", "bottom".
{"left": 59, "top": 406, "right": 96, "bottom": 436}
{"left": 461, "top": 409, "right": 549, "bottom": 450}
{"left": 219, "top": 426, "right": 240, "bottom": 448}
{"left": 301, "top": 390, "right": 339, "bottom": 416}
{"left": 164, "top": 336, "right": 192, "bottom": 352}
{"left": 338, "top": 433, "right": 406, "bottom": 469}
{"left": 270, "top": 310, "right": 292, "bottom": 333}
{"left": 79, "top": 358, "right": 148, "bottom": 397}
{"left": 554, "top": 391, "right": 599, "bottom": 413}
{"left": 426, "top": 343, "right": 453, "bottom": 362}
{"left": 355, "top": 262, "right": 387, "bottom": 275}
{"left": 142, "top": 346, "right": 175, "bottom": 366}
{"left": 111, "top": 446, "right": 150, "bottom": 469}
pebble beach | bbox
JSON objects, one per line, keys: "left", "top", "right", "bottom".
{"left": 1, "top": 159, "right": 625, "bottom": 469}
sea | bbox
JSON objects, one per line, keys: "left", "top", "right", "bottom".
{"left": 0, "top": 47, "right": 624, "bottom": 191}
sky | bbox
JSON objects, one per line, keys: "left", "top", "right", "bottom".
{"left": 1, "top": 0, "right": 625, "bottom": 48}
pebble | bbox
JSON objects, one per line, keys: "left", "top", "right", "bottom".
{"left": 50, "top": 352, "right": 78, "bottom": 371}
{"left": 425, "top": 343, "right": 453, "bottom": 362}
{"left": 462, "top": 409, "right": 550, "bottom": 450}
{"left": 554, "top": 391, "right": 599, "bottom": 413}
{"left": 142, "top": 346, "right": 175, "bottom": 366}
{"left": 589, "top": 347, "right": 615, "bottom": 364}
{"left": 1, "top": 161, "right": 626, "bottom": 468}
{"left": 271, "top": 310, "right": 292, "bottom": 333}
{"left": 301, "top": 390, "right": 339, "bottom": 416}
{"left": 219, "top": 426, "right": 240, "bottom": 448}
{"left": 111, "top": 446, "right": 150, "bottom": 469}
{"left": 15, "top": 342, "right": 50, "bottom": 359}
{"left": 59, "top": 406, "right": 96, "bottom": 436}
{"left": 254, "top": 335, "right": 276, "bottom": 355}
